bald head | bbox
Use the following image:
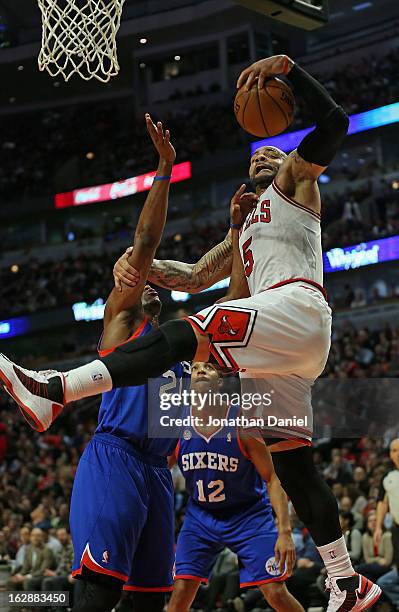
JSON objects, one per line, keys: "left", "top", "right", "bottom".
{"left": 390, "top": 438, "right": 399, "bottom": 469}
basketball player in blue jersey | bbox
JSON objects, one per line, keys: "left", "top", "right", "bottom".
{"left": 68, "top": 115, "right": 184, "bottom": 612}
{"left": 168, "top": 362, "right": 303, "bottom": 612}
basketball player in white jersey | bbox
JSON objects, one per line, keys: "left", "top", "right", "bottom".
{"left": 0, "top": 54, "right": 381, "bottom": 611}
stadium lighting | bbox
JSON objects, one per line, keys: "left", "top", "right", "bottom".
{"left": 251, "top": 101, "right": 399, "bottom": 155}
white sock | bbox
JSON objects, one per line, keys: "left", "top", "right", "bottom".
{"left": 317, "top": 536, "right": 355, "bottom": 578}
{"left": 64, "top": 360, "right": 113, "bottom": 403}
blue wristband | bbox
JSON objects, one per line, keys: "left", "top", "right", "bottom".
{"left": 230, "top": 223, "right": 242, "bottom": 230}
{"left": 154, "top": 175, "right": 172, "bottom": 181}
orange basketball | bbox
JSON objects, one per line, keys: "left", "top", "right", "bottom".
{"left": 234, "top": 77, "right": 295, "bottom": 137}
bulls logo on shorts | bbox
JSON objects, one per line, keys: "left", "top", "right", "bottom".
{"left": 188, "top": 305, "right": 257, "bottom": 371}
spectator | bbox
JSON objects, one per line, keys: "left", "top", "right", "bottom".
{"left": 14, "top": 527, "right": 31, "bottom": 571}
{"left": 356, "top": 512, "right": 393, "bottom": 582}
{"left": 42, "top": 527, "right": 63, "bottom": 563}
{"left": 51, "top": 503, "right": 69, "bottom": 530}
{"left": 9, "top": 527, "right": 55, "bottom": 591}
{"left": 42, "top": 528, "right": 76, "bottom": 611}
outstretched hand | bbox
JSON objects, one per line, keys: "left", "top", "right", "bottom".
{"left": 145, "top": 113, "right": 176, "bottom": 163}
{"left": 237, "top": 55, "right": 294, "bottom": 91}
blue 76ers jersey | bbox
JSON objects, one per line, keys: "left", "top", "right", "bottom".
{"left": 96, "top": 318, "right": 190, "bottom": 457}
{"left": 177, "top": 405, "right": 271, "bottom": 513}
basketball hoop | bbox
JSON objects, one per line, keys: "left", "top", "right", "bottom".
{"left": 37, "top": 0, "right": 126, "bottom": 83}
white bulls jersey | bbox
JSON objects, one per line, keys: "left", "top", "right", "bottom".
{"left": 238, "top": 179, "right": 323, "bottom": 296}
{"left": 188, "top": 177, "right": 331, "bottom": 443}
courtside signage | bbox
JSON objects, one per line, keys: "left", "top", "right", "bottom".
{"left": 55, "top": 162, "right": 192, "bottom": 208}
{"left": 323, "top": 235, "right": 399, "bottom": 273}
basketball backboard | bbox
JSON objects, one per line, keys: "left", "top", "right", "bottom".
{"left": 233, "top": 0, "right": 329, "bottom": 30}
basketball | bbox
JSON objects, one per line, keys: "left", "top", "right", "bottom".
{"left": 234, "top": 77, "right": 295, "bottom": 137}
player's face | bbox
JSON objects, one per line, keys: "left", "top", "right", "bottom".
{"left": 191, "top": 362, "right": 221, "bottom": 393}
{"left": 142, "top": 285, "right": 162, "bottom": 317}
{"left": 390, "top": 439, "right": 399, "bottom": 468}
{"left": 249, "top": 147, "right": 286, "bottom": 183}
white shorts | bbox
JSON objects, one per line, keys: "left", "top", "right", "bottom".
{"left": 188, "top": 281, "right": 332, "bottom": 442}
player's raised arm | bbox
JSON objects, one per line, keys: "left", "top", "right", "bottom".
{"left": 113, "top": 231, "right": 234, "bottom": 294}
{"left": 102, "top": 114, "right": 175, "bottom": 346}
{"left": 238, "top": 55, "right": 349, "bottom": 209}
{"left": 239, "top": 433, "right": 295, "bottom": 576}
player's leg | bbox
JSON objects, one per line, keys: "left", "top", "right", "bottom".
{"left": 124, "top": 464, "right": 175, "bottom": 611}
{"left": 0, "top": 286, "right": 326, "bottom": 430}
{"left": 0, "top": 319, "right": 202, "bottom": 431}
{"left": 260, "top": 582, "right": 304, "bottom": 612}
{"left": 130, "top": 592, "right": 166, "bottom": 612}
{"left": 69, "top": 436, "right": 149, "bottom": 611}
{"left": 172, "top": 504, "right": 223, "bottom": 612}
{"left": 71, "top": 574, "right": 122, "bottom": 612}
{"left": 225, "top": 500, "right": 303, "bottom": 611}
{"left": 272, "top": 445, "right": 382, "bottom": 611}
{"left": 167, "top": 579, "right": 202, "bottom": 612}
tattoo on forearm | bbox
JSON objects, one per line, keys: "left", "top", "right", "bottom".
{"left": 149, "top": 234, "right": 233, "bottom": 292}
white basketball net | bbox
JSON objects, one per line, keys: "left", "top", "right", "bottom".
{"left": 37, "top": 0, "right": 126, "bottom": 82}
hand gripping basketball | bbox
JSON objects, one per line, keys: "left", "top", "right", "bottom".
{"left": 237, "top": 54, "right": 294, "bottom": 91}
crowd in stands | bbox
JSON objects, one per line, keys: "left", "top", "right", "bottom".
{"left": 2, "top": 177, "right": 399, "bottom": 319}
{"left": 325, "top": 321, "right": 399, "bottom": 380}
{"left": 0, "top": 46, "right": 398, "bottom": 200}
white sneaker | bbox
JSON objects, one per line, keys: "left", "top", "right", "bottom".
{"left": 326, "top": 573, "right": 382, "bottom": 611}
{"left": 0, "top": 353, "right": 65, "bottom": 432}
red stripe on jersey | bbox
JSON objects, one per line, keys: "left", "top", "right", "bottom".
{"left": 240, "top": 571, "right": 288, "bottom": 588}
{"left": 98, "top": 317, "right": 149, "bottom": 357}
{"left": 174, "top": 574, "right": 209, "bottom": 584}
{"left": 266, "top": 278, "right": 327, "bottom": 301}
{"left": 123, "top": 585, "right": 174, "bottom": 592}
{"left": 73, "top": 544, "right": 129, "bottom": 582}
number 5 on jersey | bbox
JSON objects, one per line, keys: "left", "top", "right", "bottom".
{"left": 242, "top": 237, "right": 254, "bottom": 278}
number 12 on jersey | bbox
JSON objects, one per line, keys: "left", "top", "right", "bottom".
{"left": 196, "top": 479, "right": 226, "bottom": 503}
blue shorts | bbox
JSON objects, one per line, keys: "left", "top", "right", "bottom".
{"left": 175, "top": 500, "right": 286, "bottom": 588}
{"left": 70, "top": 433, "right": 174, "bottom": 592}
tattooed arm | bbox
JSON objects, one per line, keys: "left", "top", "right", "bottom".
{"left": 149, "top": 232, "right": 233, "bottom": 293}
{"left": 113, "top": 232, "right": 233, "bottom": 294}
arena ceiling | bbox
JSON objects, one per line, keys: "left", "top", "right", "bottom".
{"left": 0, "top": 0, "right": 397, "bottom": 108}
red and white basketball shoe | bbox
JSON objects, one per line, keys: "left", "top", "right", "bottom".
{"left": 326, "top": 573, "right": 381, "bottom": 611}
{"left": 0, "top": 353, "right": 65, "bottom": 432}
